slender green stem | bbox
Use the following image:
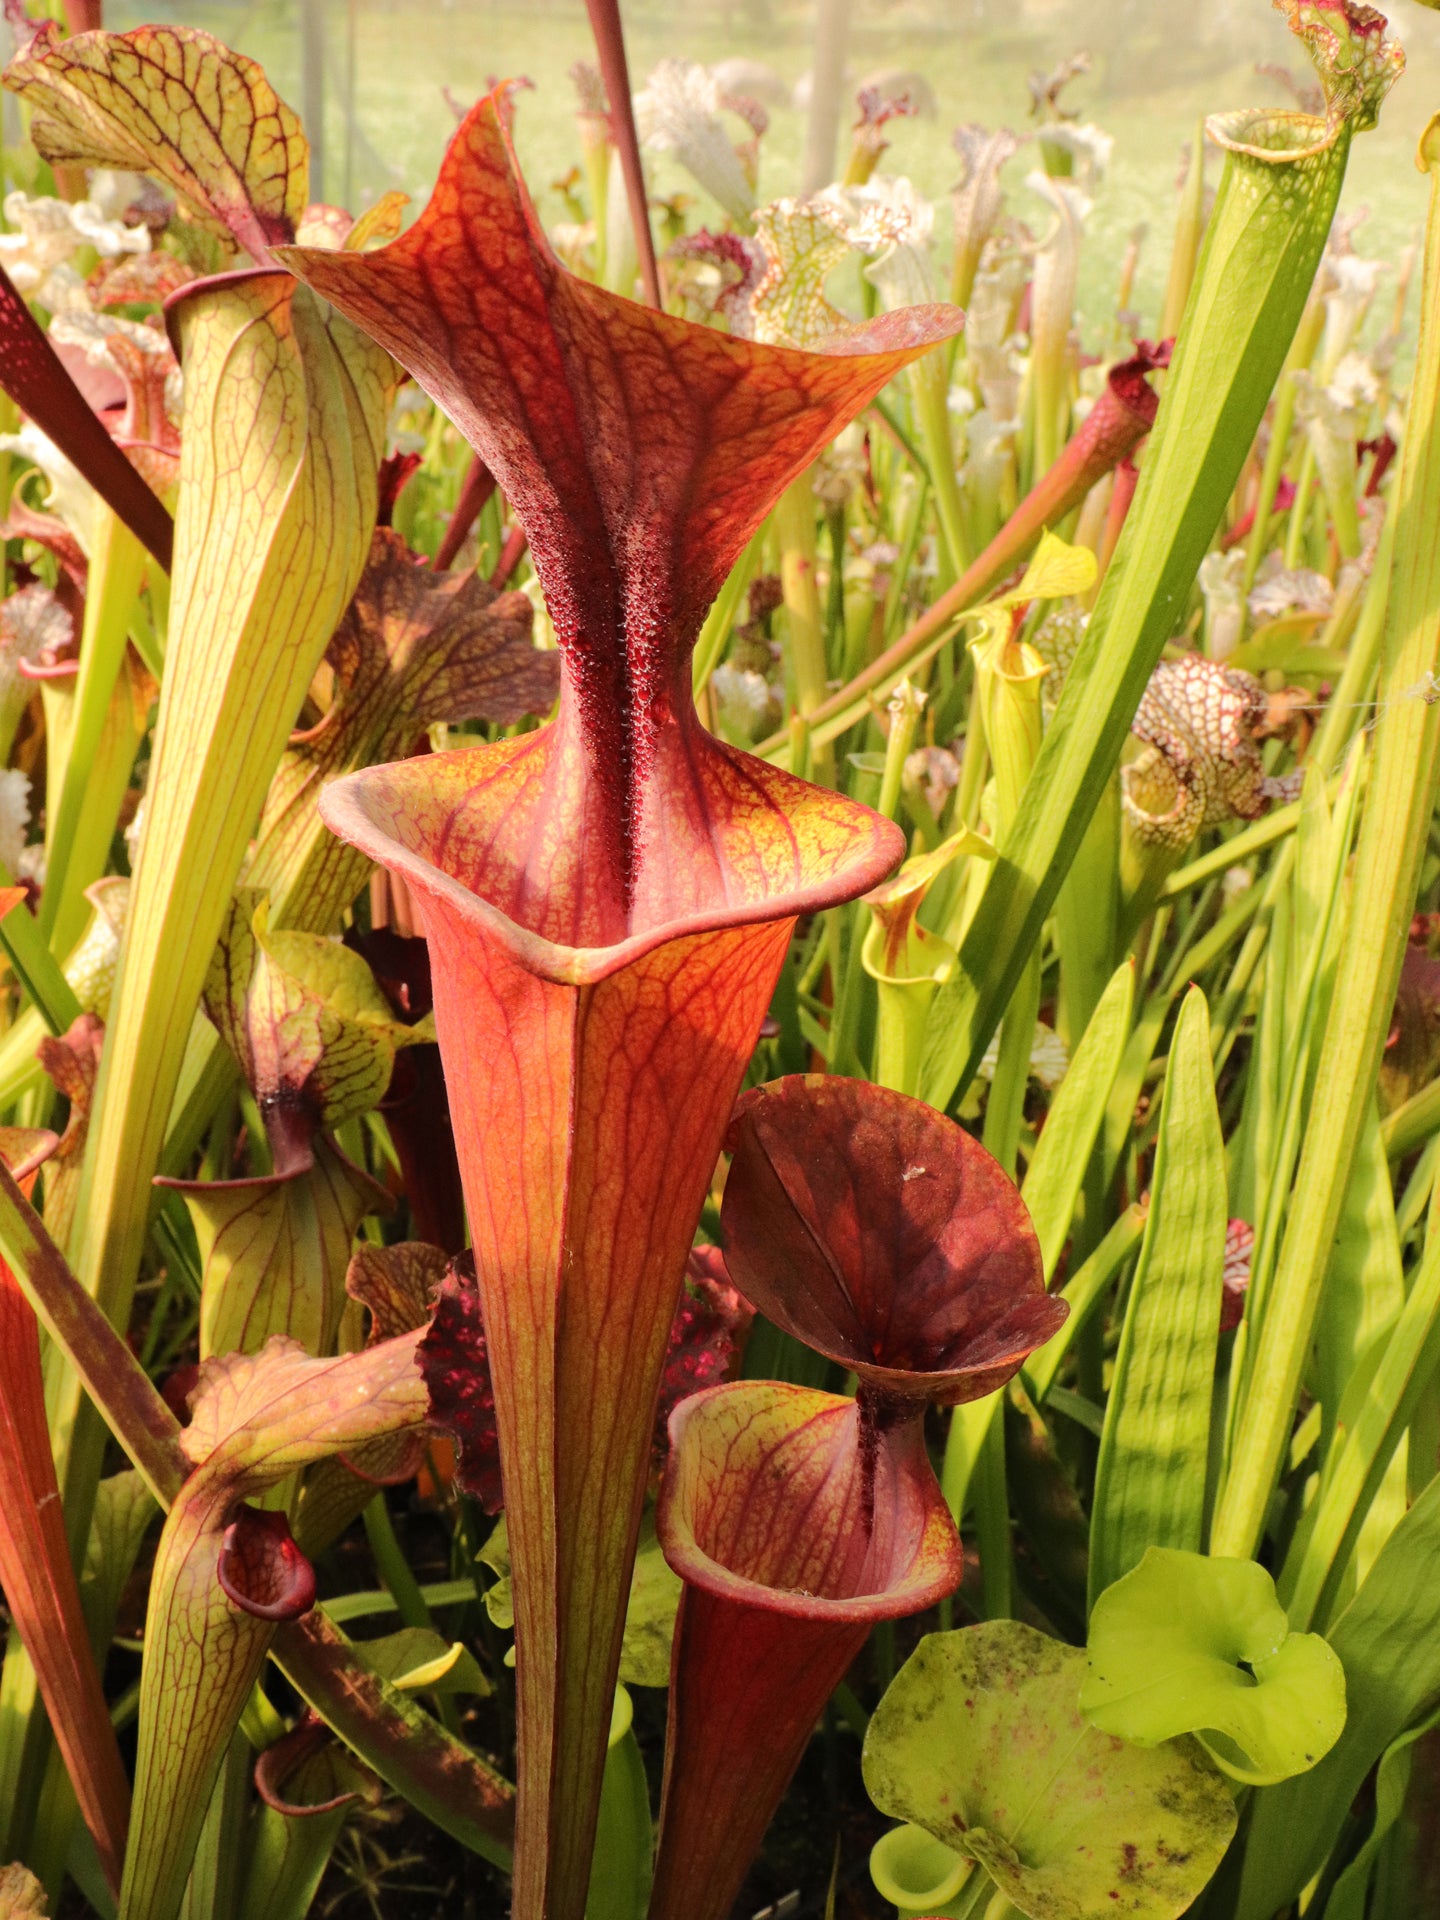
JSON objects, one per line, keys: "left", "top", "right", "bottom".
{"left": 40, "top": 510, "right": 147, "bottom": 948}
{"left": 1242, "top": 304, "right": 1323, "bottom": 595}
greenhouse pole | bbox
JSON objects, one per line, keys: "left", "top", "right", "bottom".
{"left": 302, "top": 0, "right": 326, "bottom": 206}
{"left": 800, "top": 0, "right": 852, "bottom": 193}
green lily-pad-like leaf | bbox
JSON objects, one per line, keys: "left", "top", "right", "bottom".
{"left": 1082, "top": 1548, "right": 1346, "bottom": 1786}
{"left": 863, "top": 1622, "right": 1236, "bottom": 1920}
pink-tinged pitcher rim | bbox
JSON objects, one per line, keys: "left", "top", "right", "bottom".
{"left": 656, "top": 1382, "right": 963, "bottom": 1623}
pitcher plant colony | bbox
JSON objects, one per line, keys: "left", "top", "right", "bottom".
{"left": 0, "top": 0, "right": 1439, "bottom": 1914}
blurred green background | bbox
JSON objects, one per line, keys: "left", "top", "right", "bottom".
{"left": 60, "top": 0, "right": 1440, "bottom": 338}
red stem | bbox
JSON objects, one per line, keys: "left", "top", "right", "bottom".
{"left": 0, "top": 264, "right": 174, "bottom": 572}
{"left": 1096, "top": 456, "right": 1140, "bottom": 587}
{"left": 433, "top": 453, "right": 497, "bottom": 571}
{"left": 0, "top": 1153, "right": 130, "bottom": 1894}
{"left": 582, "top": 0, "right": 661, "bottom": 308}
{"left": 489, "top": 519, "right": 528, "bottom": 588}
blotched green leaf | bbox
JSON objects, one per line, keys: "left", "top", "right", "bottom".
{"left": 1238, "top": 1473, "right": 1440, "bottom": 1919}
{"left": 863, "top": 1621, "right": 1236, "bottom": 1920}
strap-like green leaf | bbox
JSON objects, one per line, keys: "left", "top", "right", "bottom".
{"left": 1281, "top": 1200, "right": 1440, "bottom": 1632}
{"left": 1020, "top": 959, "right": 1134, "bottom": 1280}
{"left": 919, "top": 62, "right": 1376, "bottom": 1114}
{"left": 1237, "top": 1472, "right": 1440, "bottom": 1919}
{"left": 1090, "top": 986, "right": 1227, "bottom": 1605}
{"left": 1214, "top": 107, "right": 1440, "bottom": 1558}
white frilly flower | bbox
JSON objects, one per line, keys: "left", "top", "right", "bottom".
{"left": 1294, "top": 352, "right": 1379, "bottom": 442}
{"left": 840, "top": 175, "right": 938, "bottom": 311}
{"left": 0, "top": 189, "right": 148, "bottom": 307}
{"left": 49, "top": 305, "right": 172, "bottom": 364}
{"left": 0, "top": 769, "right": 31, "bottom": 879}
{"left": 0, "top": 193, "right": 79, "bottom": 299}
{"left": 1247, "top": 562, "right": 1335, "bottom": 622}
{"left": 0, "top": 421, "right": 102, "bottom": 555}
{"left": 977, "top": 1020, "right": 1069, "bottom": 1090}
{"left": 68, "top": 197, "right": 151, "bottom": 260}
{"left": 634, "top": 59, "right": 756, "bottom": 222}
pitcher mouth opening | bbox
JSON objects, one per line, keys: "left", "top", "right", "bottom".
{"left": 319, "top": 729, "right": 904, "bottom": 987}
{"left": 1206, "top": 107, "right": 1338, "bottom": 161}
{"left": 659, "top": 1386, "right": 961, "bottom": 1622}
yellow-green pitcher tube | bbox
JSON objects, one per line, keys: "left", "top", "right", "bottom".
{"left": 55, "top": 273, "right": 389, "bottom": 1545}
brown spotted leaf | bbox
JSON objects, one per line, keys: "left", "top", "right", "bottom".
{"left": 4, "top": 23, "right": 309, "bottom": 259}
{"left": 863, "top": 1621, "right": 1237, "bottom": 1920}
{"left": 346, "top": 1240, "right": 447, "bottom": 1342}
{"left": 341, "top": 1241, "right": 448, "bottom": 1483}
